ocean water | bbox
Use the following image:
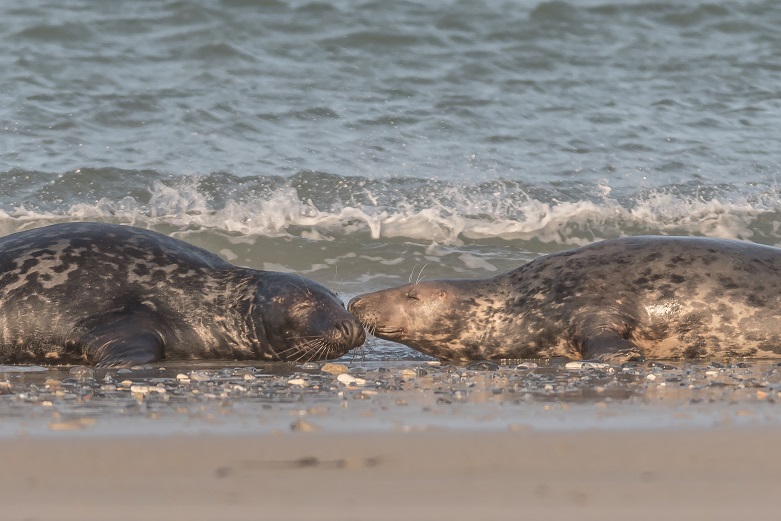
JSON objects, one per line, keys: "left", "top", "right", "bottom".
{"left": 2, "top": 0, "right": 781, "bottom": 359}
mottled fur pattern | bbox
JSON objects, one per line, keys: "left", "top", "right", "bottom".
{"left": 349, "top": 237, "right": 781, "bottom": 362}
{"left": 0, "top": 222, "right": 364, "bottom": 366}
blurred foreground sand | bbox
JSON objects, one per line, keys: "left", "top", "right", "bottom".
{"left": 1, "top": 427, "right": 779, "bottom": 521}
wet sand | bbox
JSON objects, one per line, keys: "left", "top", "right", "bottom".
{"left": 0, "top": 359, "right": 780, "bottom": 520}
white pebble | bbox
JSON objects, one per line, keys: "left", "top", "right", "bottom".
{"left": 189, "top": 371, "right": 211, "bottom": 382}
{"left": 337, "top": 374, "right": 358, "bottom": 385}
{"left": 288, "top": 378, "right": 307, "bottom": 386}
{"left": 565, "top": 361, "right": 610, "bottom": 370}
{"left": 646, "top": 374, "right": 657, "bottom": 381}
{"left": 130, "top": 385, "right": 150, "bottom": 395}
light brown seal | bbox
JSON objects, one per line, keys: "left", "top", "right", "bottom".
{"left": 349, "top": 236, "right": 781, "bottom": 362}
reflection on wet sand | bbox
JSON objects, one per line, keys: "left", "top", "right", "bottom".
{"left": 0, "top": 359, "right": 778, "bottom": 436}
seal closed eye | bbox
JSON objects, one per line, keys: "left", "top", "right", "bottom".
{"left": 348, "top": 236, "right": 781, "bottom": 362}
{"left": 0, "top": 222, "right": 365, "bottom": 367}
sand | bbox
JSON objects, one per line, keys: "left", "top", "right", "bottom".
{"left": 1, "top": 428, "right": 780, "bottom": 521}
{"left": 0, "top": 360, "right": 779, "bottom": 520}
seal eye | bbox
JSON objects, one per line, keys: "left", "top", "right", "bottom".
{"left": 406, "top": 293, "right": 420, "bottom": 301}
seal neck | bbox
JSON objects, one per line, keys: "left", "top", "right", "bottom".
{"left": 220, "top": 268, "right": 269, "bottom": 357}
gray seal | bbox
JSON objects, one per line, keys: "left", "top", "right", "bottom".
{"left": 0, "top": 222, "right": 364, "bottom": 367}
{"left": 348, "top": 236, "right": 781, "bottom": 363}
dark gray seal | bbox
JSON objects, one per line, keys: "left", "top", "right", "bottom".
{"left": 348, "top": 236, "right": 781, "bottom": 363}
{"left": 0, "top": 222, "right": 364, "bottom": 367}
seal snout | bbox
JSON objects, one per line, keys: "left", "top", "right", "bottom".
{"left": 338, "top": 316, "right": 366, "bottom": 348}
{"left": 347, "top": 296, "right": 361, "bottom": 313}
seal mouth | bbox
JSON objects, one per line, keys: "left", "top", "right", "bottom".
{"left": 373, "top": 327, "right": 404, "bottom": 338}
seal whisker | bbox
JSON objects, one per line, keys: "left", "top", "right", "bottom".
{"left": 415, "top": 263, "right": 429, "bottom": 285}
{"left": 408, "top": 264, "right": 418, "bottom": 284}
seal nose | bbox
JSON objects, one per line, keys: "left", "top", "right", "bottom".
{"left": 338, "top": 318, "right": 365, "bottom": 348}
{"left": 347, "top": 296, "right": 361, "bottom": 313}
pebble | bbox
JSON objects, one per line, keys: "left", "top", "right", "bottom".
{"left": 565, "top": 361, "right": 610, "bottom": 370}
{"left": 288, "top": 378, "right": 307, "bottom": 386}
{"left": 176, "top": 374, "right": 191, "bottom": 384}
{"left": 130, "top": 385, "right": 150, "bottom": 395}
{"left": 465, "top": 361, "right": 500, "bottom": 371}
{"left": 189, "top": 371, "right": 211, "bottom": 382}
{"left": 290, "top": 419, "right": 320, "bottom": 432}
{"left": 336, "top": 374, "right": 366, "bottom": 386}
{"left": 321, "top": 363, "right": 349, "bottom": 375}
{"left": 300, "top": 362, "right": 320, "bottom": 370}
{"left": 69, "top": 367, "right": 94, "bottom": 380}
{"left": 647, "top": 362, "right": 677, "bottom": 371}
{"left": 401, "top": 368, "right": 427, "bottom": 378}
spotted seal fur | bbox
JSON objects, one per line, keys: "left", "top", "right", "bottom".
{"left": 0, "top": 222, "right": 364, "bottom": 367}
{"left": 348, "top": 236, "right": 781, "bottom": 362}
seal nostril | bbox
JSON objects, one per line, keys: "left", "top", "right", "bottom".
{"left": 338, "top": 319, "right": 365, "bottom": 347}
{"left": 347, "top": 296, "right": 361, "bottom": 312}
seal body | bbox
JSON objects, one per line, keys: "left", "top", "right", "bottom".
{"left": 0, "top": 222, "right": 364, "bottom": 366}
{"left": 348, "top": 236, "right": 781, "bottom": 362}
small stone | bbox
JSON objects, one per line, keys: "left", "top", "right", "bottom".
{"left": 189, "top": 371, "right": 211, "bottom": 382}
{"left": 647, "top": 361, "right": 676, "bottom": 370}
{"left": 516, "top": 362, "right": 538, "bottom": 369}
{"left": 117, "top": 369, "right": 132, "bottom": 375}
{"left": 401, "top": 368, "right": 427, "bottom": 378}
{"left": 321, "top": 363, "right": 349, "bottom": 375}
{"left": 646, "top": 374, "right": 657, "bottom": 381}
{"left": 337, "top": 374, "right": 358, "bottom": 385}
{"left": 290, "top": 419, "right": 320, "bottom": 432}
{"left": 565, "top": 361, "right": 610, "bottom": 370}
{"left": 466, "top": 361, "right": 500, "bottom": 371}
{"left": 176, "top": 373, "right": 191, "bottom": 384}
{"left": 130, "top": 385, "right": 150, "bottom": 395}
{"left": 705, "top": 370, "right": 719, "bottom": 378}
{"left": 69, "top": 366, "right": 94, "bottom": 380}
{"left": 300, "top": 362, "right": 320, "bottom": 370}
{"left": 120, "top": 380, "right": 133, "bottom": 388}
{"left": 288, "top": 378, "right": 307, "bottom": 386}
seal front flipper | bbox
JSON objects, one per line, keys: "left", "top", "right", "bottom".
{"left": 81, "top": 311, "right": 166, "bottom": 368}
{"left": 582, "top": 331, "right": 646, "bottom": 364}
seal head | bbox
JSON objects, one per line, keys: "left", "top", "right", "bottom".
{"left": 348, "top": 279, "right": 494, "bottom": 360}
{"left": 248, "top": 271, "right": 365, "bottom": 362}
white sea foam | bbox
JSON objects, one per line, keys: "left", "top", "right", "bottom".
{"left": 0, "top": 180, "right": 780, "bottom": 246}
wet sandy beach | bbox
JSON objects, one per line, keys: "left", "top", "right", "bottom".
{"left": 1, "top": 359, "right": 780, "bottom": 520}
